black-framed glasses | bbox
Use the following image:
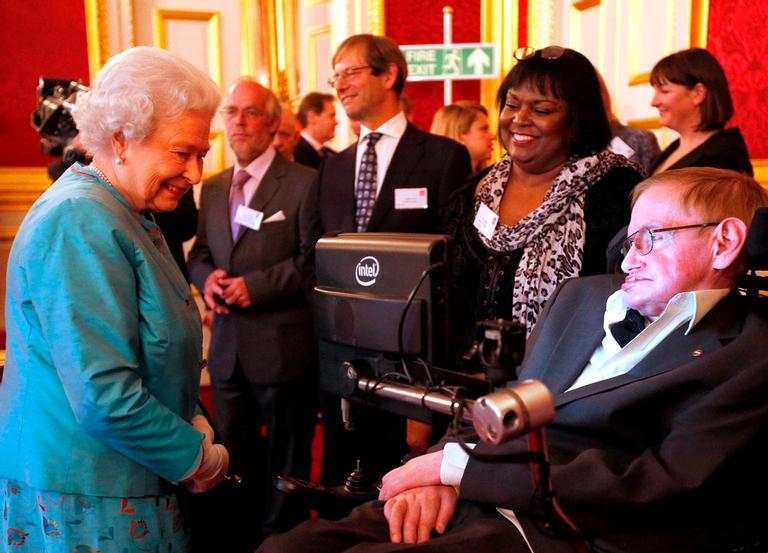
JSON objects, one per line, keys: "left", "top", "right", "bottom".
{"left": 513, "top": 45, "right": 566, "bottom": 61}
{"left": 327, "top": 65, "right": 372, "bottom": 87}
{"left": 621, "top": 222, "right": 720, "bottom": 256}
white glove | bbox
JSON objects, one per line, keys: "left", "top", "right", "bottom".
{"left": 191, "top": 414, "right": 214, "bottom": 442}
{"left": 183, "top": 438, "right": 230, "bottom": 493}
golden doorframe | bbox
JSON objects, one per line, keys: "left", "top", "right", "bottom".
{"left": 481, "top": 0, "right": 519, "bottom": 159}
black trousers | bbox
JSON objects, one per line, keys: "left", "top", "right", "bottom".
{"left": 258, "top": 499, "right": 531, "bottom": 552}
{"left": 211, "top": 357, "right": 315, "bottom": 542}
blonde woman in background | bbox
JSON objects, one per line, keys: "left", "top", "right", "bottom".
{"left": 431, "top": 100, "right": 495, "bottom": 173}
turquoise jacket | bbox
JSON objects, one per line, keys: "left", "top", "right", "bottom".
{"left": 0, "top": 165, "right": 203, "bottom": 497}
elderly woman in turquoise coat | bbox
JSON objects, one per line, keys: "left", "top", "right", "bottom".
{"left": 0, "top": 47, "right": 229, "bottom": 551}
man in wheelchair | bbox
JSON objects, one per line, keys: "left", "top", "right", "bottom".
{"left": 261, "top": 167, "right": 768, "bottom": 553}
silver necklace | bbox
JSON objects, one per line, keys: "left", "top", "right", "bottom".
{"left": 89, "top": 163, "right": 115, "bottom": 188}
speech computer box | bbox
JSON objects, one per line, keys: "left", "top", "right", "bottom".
{"left": 314, "top": 233, "right": 453, "bottom": 413}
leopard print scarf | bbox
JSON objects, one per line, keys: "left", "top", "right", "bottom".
{"left": 475, "top": 149, "right": 632, "bottom": 335}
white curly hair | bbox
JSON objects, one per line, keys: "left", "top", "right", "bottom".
{"left": 72, "top": 46, "right": 221, "bottom": 155}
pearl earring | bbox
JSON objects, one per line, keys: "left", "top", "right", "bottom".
{"left": 115, "top": 158, "right": 123, "bottom": 166}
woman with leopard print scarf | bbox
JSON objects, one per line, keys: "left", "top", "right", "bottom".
{"left": 448, "top": 46, "right": 644, "bottom": 350}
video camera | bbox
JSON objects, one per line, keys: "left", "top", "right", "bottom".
{"left": 30, "top": 77, "right": 90, "bottom": 172}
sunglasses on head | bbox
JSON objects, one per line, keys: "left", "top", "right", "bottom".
{"left": 513, "top": 45, "right": 566, "bottom": 61}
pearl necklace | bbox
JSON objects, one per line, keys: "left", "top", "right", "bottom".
{"left": 89, "top": 163, "right": 115, "bottom": 188}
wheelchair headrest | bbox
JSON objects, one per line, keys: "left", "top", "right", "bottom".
{"left": 747, "top": 208, "right": 768, "bottom": 270}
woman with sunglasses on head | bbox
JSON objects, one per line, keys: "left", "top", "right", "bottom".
{"left": 649, "top": 47, "right": 753, "bottom": 176}
{"left": 448, "top": 46, "right": 644, "bottom": 347}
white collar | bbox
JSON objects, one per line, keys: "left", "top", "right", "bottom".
{"left": 300, "top": 130, "right": 325, "bottom": 152}
{"left": 605, "top": 288, "right": 731, "bottom": 336}
{"left": 359, "top": 111, "right": 408, "bottom": 142}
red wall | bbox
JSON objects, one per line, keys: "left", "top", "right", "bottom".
{"left": 707, "top": 0, "right": 768, "bottom": 158}
{"left": 0, "top": 3, "right": 90, "bottom": 166}
{"left": 385, "top": 0, "right": 482, "bottom": 131}
{"left": 2, "top": 2, "right": 764, "bottom": 161}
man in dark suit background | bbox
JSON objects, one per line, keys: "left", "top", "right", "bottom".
{"left": 294, "top": 92, "right": 337, "bottom": 169}
{"left": 262, "top": 168, "right": 768, "bottom": 553}
{"left": 310, "top": 34, "right": 472, "bottom": 491}
{"left": 188, "top": 78, "right": 317, "bottom": 543}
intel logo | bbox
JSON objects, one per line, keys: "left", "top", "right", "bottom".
{"left": 355, "top": 256, "right": 380, "bottom": 287}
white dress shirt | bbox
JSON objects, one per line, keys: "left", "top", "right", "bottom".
{"left": 356, "top": 111, "right": 408, "bottom": 197}
{"left": 231, "top": 146, "right": 276, "bottom": 206}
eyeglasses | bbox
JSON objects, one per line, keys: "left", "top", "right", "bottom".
{"left": 621, "top": 222, "right": 720, "bottom": 256}
{"left": 219, "top": 106, "right": 264, "bottom": 121}
{"left": 513, "top": 45, "right": 566, "bottom": 61}
{"left": 327, "top": 65, "right": 372, "bottom": 87}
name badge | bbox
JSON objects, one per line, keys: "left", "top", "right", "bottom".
{"left": 608, "top": 136, "right": 635, "bottom": 159}
{"left": 395, "top": 187, "right": 429, "bottom": 210}
{"left": 473, "top": 202, "right": 499, "bottom": 240}
{"left": 234, "top": 204, "right": 264, "bottom": 231}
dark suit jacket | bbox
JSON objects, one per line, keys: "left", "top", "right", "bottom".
{"left": 460, "top": 274, "right": 768, "bottom": 553}
{"left": 294, "top": 135, "right": 334, "bottom": 170}
{"left": 310, "top": 124, "right": 472, "bottom": 236}
{"left": 154, "top": 188, "right": 197, "bottom": 281}
{"left": 649, "top": 126, "right": 754, "bottom": 176}
{"left": 188, "top": 154, "right": 318, "bottom": 385}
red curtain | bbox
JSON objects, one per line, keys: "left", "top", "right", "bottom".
{"left": 385, "top": 0, "right": 482, "bottom": 131}
{"left": 0, "top": 3, "right": 90, "bottom": 166}
{"left": 707, "top": 0, "right": 768, "bottom": 158}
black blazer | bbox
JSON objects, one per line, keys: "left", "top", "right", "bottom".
{"left": 188, "top": 154, "right": 318, "bottom": 385}
{"left": 459, "top": 274, "right": 768, "bottom": 552}
{"left": 154, "top": 188, "right": 197, "bottom": 281}
{"left": 293, "top": 135, "right": 334, "bottom": 170}
{"left": 649, "top": 126, "right": 753, "bottom": 175}
{"left": 310, "top": 124, "right": 472, "bottom": 236}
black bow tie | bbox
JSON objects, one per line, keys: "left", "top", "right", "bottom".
{"left": 609, "top": 309, "right": 646, "bottom": 347}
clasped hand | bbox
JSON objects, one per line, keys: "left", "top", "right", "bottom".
{"left": 184, "top": 415, "right": 230, "bottom": 493}
{"left": 203, "top": 268, "right": 252, "bottom": 313}
{"left": 379, "top": 450, "right": 457, "bottom": 544}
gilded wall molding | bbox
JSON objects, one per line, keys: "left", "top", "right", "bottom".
{"left": 527, "top": 0, "right": 555, "bottom": 48}
{"left": 84, "top": 0, "right": 110, "bottom": 80}
{"left": 690, "top": 0, "right": 709, "bottom": 47}
{"left": 628, "top": 0, "right": 708, "bottom": 87}
{"left": 481, "top": 0, "right": 518, "bottom": 161}
{"left": 153, "top": 9, "right": 223, "bottom": 88}
{"left": 753, "top": 159, "right": 768, "bottom": 189}
{"left": 307, "top": 24, "right": 333, "bottom": 92}
{"left": 368, "top": 0, "right": 385, "bottom": 35}
{"left": 0, "top": 168, "right": 50, "bottom": 212}
{"left": 570, "top": 0, "right": 603, "bottom": 66}
{"left": 240, "top": 0, "right": 260, "bottom": 77}
{"left": 573, "top": 0, "right": 600, "bottom": 8}
{"left": 264, "top": 0, "right": 299, "bottom": 101}
{"left": 626, "top": 116, "right": 661, "bottom": 130}
{"left": 208, "top": 131, "right": 227, "bottom": 176}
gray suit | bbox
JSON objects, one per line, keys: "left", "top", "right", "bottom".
{"left": 188, "top": 153, "right": 318, "bottom": 535}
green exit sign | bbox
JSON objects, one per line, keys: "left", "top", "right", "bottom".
{"left": 401, "top": 43, "right": 497, "bottom": 81}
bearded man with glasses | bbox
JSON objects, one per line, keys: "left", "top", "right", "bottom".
{"left": 262, "top": 167, "right": 768, "bottom": 553}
